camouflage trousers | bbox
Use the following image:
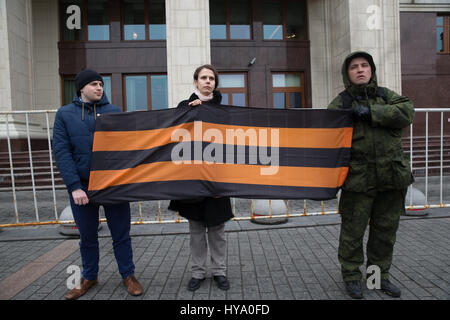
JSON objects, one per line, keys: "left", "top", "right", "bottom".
{"left": 338, "top": 188, "right": 407, "bottom": 282}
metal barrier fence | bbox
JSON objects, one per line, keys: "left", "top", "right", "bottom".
{"left": 0, "top": 108, "right": 449, "bottom": 228}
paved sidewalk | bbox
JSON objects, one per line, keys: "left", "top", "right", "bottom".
{"left": 0, "top": 208, "right": 449, "bottom": 301}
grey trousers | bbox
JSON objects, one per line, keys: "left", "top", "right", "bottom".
{"left": 188, "top": 220, "right": 227, "bottom": 279}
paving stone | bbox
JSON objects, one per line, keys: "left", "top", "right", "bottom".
{"left": 257, "top": 277, "right": 275, "bottom": 293}
{"left": 292, "top": 290, "right": 311, "bottom": 300}
{"left": 271, "top": 271, "right": 289, "bottom": 285}
{"left": 326, "top": 290, "right": 347, "bottom": 300}
{"left": 142, "top": 285, "right": 163, "bottom": 300}
{"left": 243, "top": 285, "right": 260, "bottom": 300}
{"left": 241, "top": 272, "right": 257, "bottom": 286}
{"left": 260, "top": 292, "right": 278, "bottom": 300}
{"left": 275, "top": 284, "right": 294, "bottom": 299}
{"left": 226, "top": 292, "right": 242, "bottom": 300}
{"left": 11, "top": 285, "right": 40, "bottom": 300}
{"left": 0, "top": 212, "right": 448, "bottom": 301}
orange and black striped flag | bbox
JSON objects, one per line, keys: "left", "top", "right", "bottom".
{"left": 87, "top": 104, "right": 353, "bottom": 205}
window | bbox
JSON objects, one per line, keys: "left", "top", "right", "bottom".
{"left": 62, "top": 77, "right": 77, "bottom": 105}
{"left": 210, "top": 0, "right": 251, "bottom": 40}
{"left": 149, "top": 75, "right": 168, "bottom": 109}
{"left": 125, "top": 76, "right": 147, "bottom": 111}
{"left": 271, "top": 72, "right": 305, "bottom": 109}
{"left": 60, "top": 0, "right": 84, "bottom": 41}
{"left": 122, "top": 0, "right": 166, "bottom": 40}
{"left": 124, "top": 74, "right": 168, "bottom": 111}
{"left": 60, "top": 0, "right": 110, "bottom": 41}
{"left": 218, "top": 73, "right": 248, "bottom": 107}
{"left": 123, "top": 0, "right": 146, "bottom": 40}
{"left": 102, "top": 76, "right": 112, "bottom": 102}
{"left": 437, "top": 15, "right": 450, "bottom": 53}
{"left": 87, "top": 0, "right": 109, "bottom": 40}
{"left": 263, "top": 0, "right": 307, "bottom": 40}
{"left": 62, "top": 75, "right": 111, "bottom": 105}
{"left": 263, "top": 0, "right": 282, "bottom": 40}
{"left": 149, "top": 0, "right": 166, "bottom": 40}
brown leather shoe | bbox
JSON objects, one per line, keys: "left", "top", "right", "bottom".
{"left": 65, "top": 278, "right": 98, "bottom": 300}
{"left": 123, "top": 275, "right": 143, "bottom": 296}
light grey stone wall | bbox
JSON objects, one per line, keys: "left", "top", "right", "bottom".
{"left": 165, "top": 0, "right": 211, "bottom": 108}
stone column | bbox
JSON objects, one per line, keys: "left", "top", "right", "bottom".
{"left": 0, "top": 0, "right": 14, "bottom": 114}
{"left": 165, "top": 0, "right": 211, "bottom": 108}
{"left": 308, "top": 0, "right": 334, "bottom": 108}
{"left": 308, "top": 0, "right": 352, "bottom": 107}
{"left": 348, "top": 0, "right": 402, "bottom": 94}
{"left": 32, "top": 0, "right": 60, "bottom": 111}
{"left": 4, "top": 0, "right": 34, "bottom": 112}
{"left": 0, "top": 0, "right": 48, "bottom": 141}
{"left": 308, "top": 0, "right": 403, "bottom": 109}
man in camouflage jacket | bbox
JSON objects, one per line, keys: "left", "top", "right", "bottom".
{"left": 328, "top": 51, "right": 415, "bottom": 299}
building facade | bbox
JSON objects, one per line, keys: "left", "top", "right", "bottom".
{"left": 0, "top": 0, "right": 449, "bottom": 150}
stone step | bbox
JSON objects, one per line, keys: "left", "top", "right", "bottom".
{"left": 0, "top": 171, "right": 61, "bottom": 180}
{"left": 0, "top": 160, "right": 57, "bottom": 168}
{"left": 0, "top": 185, "right": 67, "bottom": 192}
{"left": 0, "top": 166, "right": 59, "bottom": 175}
{"left": 0, "top": 177, "right": 64, "bottom": 188}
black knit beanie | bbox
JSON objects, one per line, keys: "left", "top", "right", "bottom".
{"left": 75, "top": 69, "right": 103, "bottom": 95}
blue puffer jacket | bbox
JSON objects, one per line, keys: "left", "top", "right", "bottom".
{"left": 53, "top": 93, "right": 121, "bottom": 193}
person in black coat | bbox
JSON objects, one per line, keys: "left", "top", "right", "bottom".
{"left": 168, "top": 64, "right": 233, "bottom": 291}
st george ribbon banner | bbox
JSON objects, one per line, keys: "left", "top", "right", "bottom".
{"left": 87, "top": 104, "right": 353, "bottom": 205}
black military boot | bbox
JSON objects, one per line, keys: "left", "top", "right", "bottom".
{"left": 380, "top": 279, "right": 401, "bottom": 298}
{"left": 344, "top": 280, "right": 364, "bottom": 299}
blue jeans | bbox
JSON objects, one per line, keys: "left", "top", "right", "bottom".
{"left": 70, "top": 195, "right": 135, "bottom": 281}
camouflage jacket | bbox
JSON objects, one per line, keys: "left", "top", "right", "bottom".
{"left": 328, "top": 51, "right": 415, "bottom": 192}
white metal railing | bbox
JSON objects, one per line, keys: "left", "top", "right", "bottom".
{"left": 0, "top": 108, "right": 449, "bottom": 228}
{"left": 1, "top": 110, "right": 59, "bottom": 226}
{"left": 408, "top": 108, "right": 450, "bottom": 208}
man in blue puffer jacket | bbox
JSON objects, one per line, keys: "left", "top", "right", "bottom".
{"left": 53, "top": 69, "right": 143, "bottom": 299}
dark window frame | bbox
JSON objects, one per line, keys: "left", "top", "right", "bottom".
{"left": 218, "top": 72, "right": 249, "bottom": 106}
{"left": 121, "top": 0, "right": 166, "bottom": 41}
{"left": 271, "top": 71, "right": 305, "bottom": 109}
{"left": 59, "top": 0, "right": 111, "bottom": 42}
{"left": 61, "top": 75, "right": 76, "bottom": 106}
{"left": 210, "top": 0, "right": 253, "bottom": 40}
{"left": 121, "top": 0, "right": 149, "bottom": 41}
{"left": 122, "top": 73, "right": 168, "bottom": 111}
{"left": 263, "top": 0, "right": 308, "bottom": 41}
{"left": 437, "top": 14, "right": 450, "bottom": 54}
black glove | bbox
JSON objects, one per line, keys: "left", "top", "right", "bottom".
{"left": 352, "top": 105, "right": 371, "bottom": 122}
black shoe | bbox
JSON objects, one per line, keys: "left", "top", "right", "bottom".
{"left": 187, "top": 277, "right": 205, "bottom": 291}
{"left": 213, "top": 275, "right": 230, "bottom": 291}
{"left": 344, "top": 280, "right": 363, "bottom": 299}
{"left": 380, "top": 279, "right": 401, "bottom": 298}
